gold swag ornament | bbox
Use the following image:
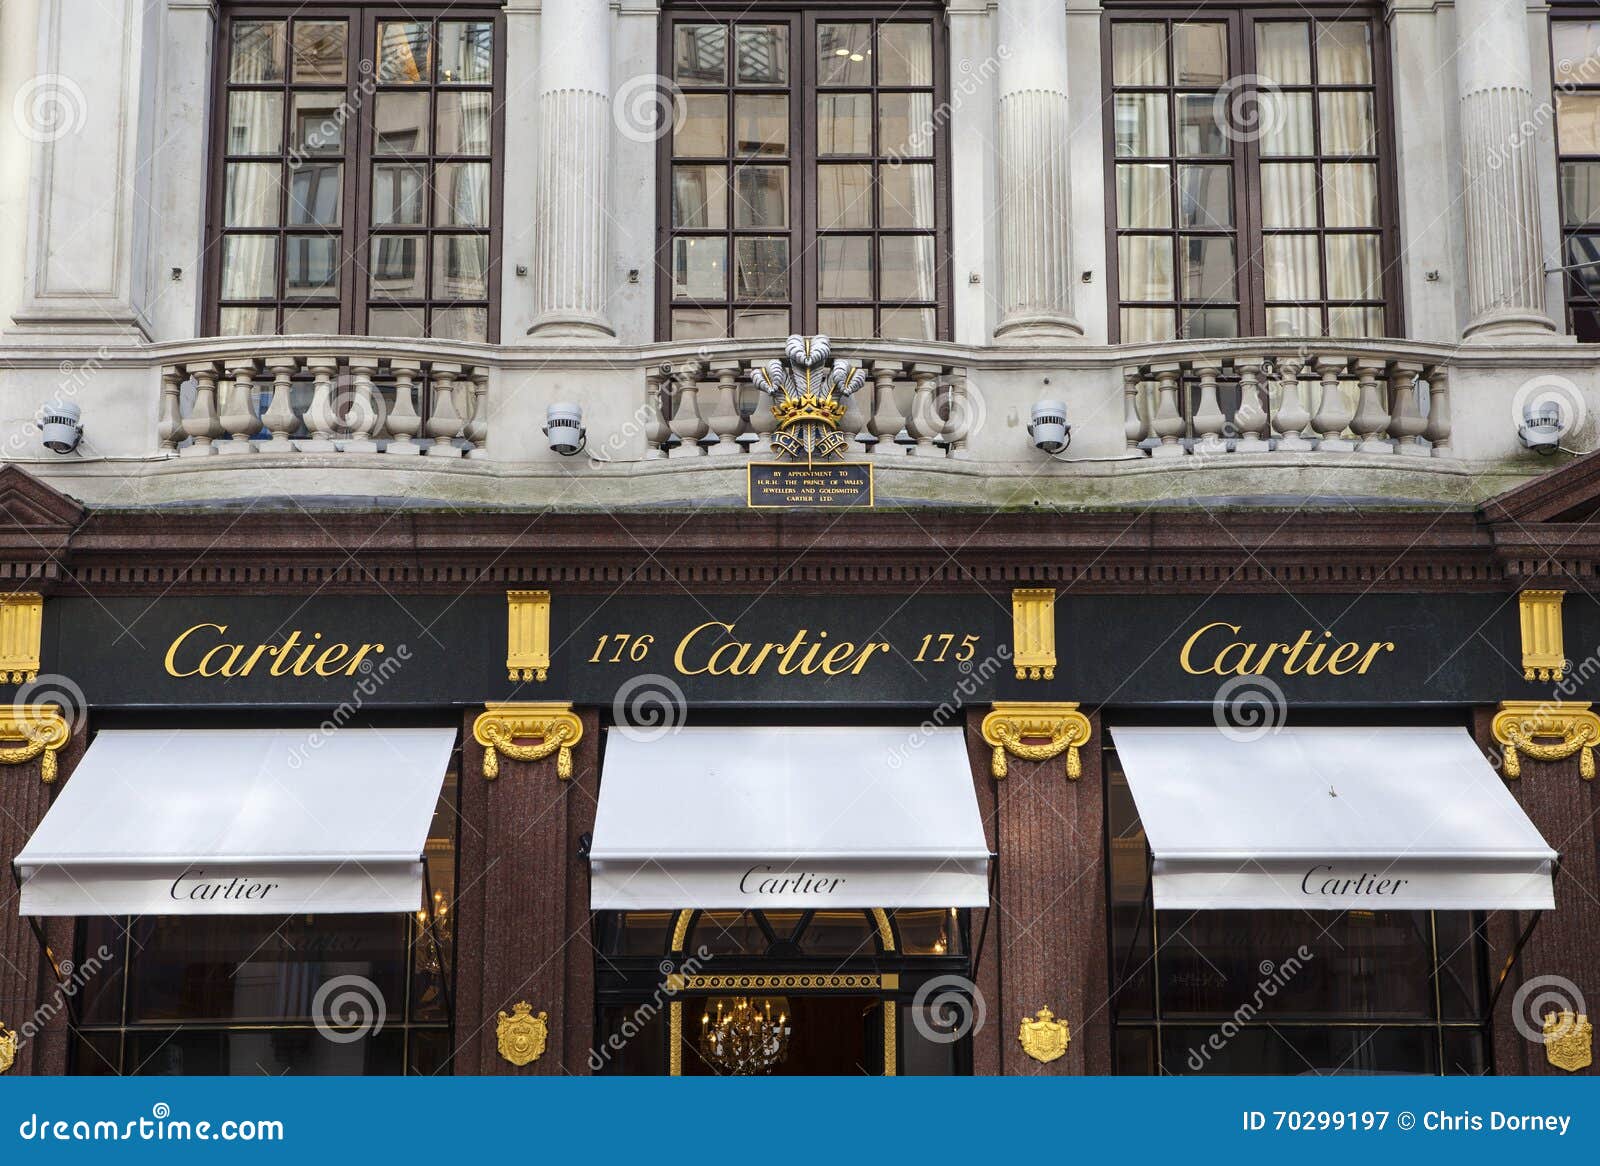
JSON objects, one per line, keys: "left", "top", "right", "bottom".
{"left": 0, "top": 705, "right": 71, "bottom": 784}
{"left": 0, "top": 1023, "right": 15, "bottom": 1073}
{"left": 1018, "top": 1006, "right": 1070, "bottom": 1064}
{"left": 748, "top": 334, "right": 866, "bottom": 461}
{"left": 1544, "top": 1011, "right": 1593, "bottom": 1073}
{"left": 496, "top": 1001, "right": 549, "bottom": 1067}
{"left": 981, "top": 702, "right": 1092, "bottom": 780}
{"left": 1491, "top": 701, "right": 1600, "bottom": 780}
{"left": 472, "top": 702, "right": 583, "bottom": 780}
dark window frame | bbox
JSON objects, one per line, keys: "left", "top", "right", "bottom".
{"left": 204, "top": 3, "right": 506, "bottom": 341}
{"left": 655, "top": 1, "right": 953, "bottom": 343}
{"left": 1551, "top": 7, "right": 1600, "bottom": 341}
{"left": 1101, "top": 2, "right": 1405, "bottom": 341}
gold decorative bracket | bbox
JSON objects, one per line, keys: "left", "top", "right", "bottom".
{"left": 1491, "top": 701, "right": 1600, "bottom": 780}
{"left": 0, "top": 706, "right": 70, "bottom": 784}
{"left": 472, "top": 702, "right": 582, "bottom": 780}
{"left": 1519, "top": 589, "right": 1566, "bottom": 682}
{"left": 0, "top": 593, "right": 43, "bottom": 683}
{"left": 1011, "top": 588, "right": 1056, "bottom": 680}
{"left": 981, "top": 702, "right": 1092, "bottom": 780}
{"left": 506, "top": 589, "right": 551, "bottom": 682}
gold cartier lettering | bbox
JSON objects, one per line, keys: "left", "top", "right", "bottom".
{"left": 1179, "top": 621, "right": 1394, "bottom": 678}
{"left": 164, "top": 623, "right": 386, "bottom": 680}
{"left": 673, "top": 620, "right": 890, "bottom": 678}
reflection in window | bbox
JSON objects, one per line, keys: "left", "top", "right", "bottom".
{"left": 1555, "top": 19, "right": 1600, "bottom": 340}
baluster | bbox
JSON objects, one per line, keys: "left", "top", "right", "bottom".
{"left": 667, "top": 363, "right": 707, "bottom": 457}
{"left": 1233, "top": 357, "right": 1270, "bottom": 453}
{"left": 1422, "top": 365, "right": 1453, "bottom": 457}
{"left": 942, "top": 371, "right": 972, "bottom": 459}
{"left": 1352, "top": 357, "right": 1392, "bottom": 454}
{"left": 706, "top": 360, "right": 743, "bottom": 456}
{"left": 906, "top": 363, "right": 942, "bottom": 456}
{"left": 261, "top": 355, "right": 299, "bottom": 453}
{"left": 1122, "top": 367, "right": 1146, "bottom": 453}
{"left": 386, "top": 359, "right": 423, "bottom": 455}
{"left": 1387, "top": 360, "right": 1428, "bottom": 457}
{"left": 1192, "top": 361, "right": 1227, "bottom": 454}
{"left": 643, "top": 367, "right": 670, "bottom": 460}
{"left": 179, "top": 361, "right": 222, "bottom": 456}
{"left": 869, "top": 361, "right": 905, "bottom": 459}
{"left": 747, "top": 365, "right": 777, "bottom": 455}
{"left": 423, "top": 362, "right": 465, "bottom": 456}
{"left": 1311, "top": 354, "right": 1355, "bottom": 451}
{"left": 343, "top": 354, "right": 382, "bottom": 453}
{"left": 464, "top": 366, "right": 490, "bottom": 459}
{"left": 157, "top": 366, "right": 183, "bottom": 453}
{"left": 217, "top": 357, "right": 261, "bottom": 454}
{"left": 298, "top": 356, "right": 340, "bottom": 452}
{"left": 1272, "top": 355, "right": 1313, "bottom": 452}
{"left": 1149, "top": 363, "right": 1184, "bottom": 458}
{"left": 840, "top": 373, "right": 871, "bottom": 456}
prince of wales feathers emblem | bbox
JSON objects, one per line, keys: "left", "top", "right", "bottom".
{"left": 748, "top": 334, "right": 867, "bottom": 462}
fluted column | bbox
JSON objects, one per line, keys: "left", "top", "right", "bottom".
{"left": 1455, "top": 0, "right": 1557, "bottom": 339}
{"left": 994, "top": 0, "right": 1081, "bottom": 341}
{"left": 529, "top": 0, "right": 613, "bottom": 337}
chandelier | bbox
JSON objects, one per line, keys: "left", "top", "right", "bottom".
{"left": 415, "top": 888, "right": 452, "bottom": 975}
{"left": 698, "top": 996, "right": 792, "bottom": 1075}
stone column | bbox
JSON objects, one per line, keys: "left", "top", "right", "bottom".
{"left": 994, "top": 0, "right": 1081, "bottom": 342}
{"left": 1455, "top": 0, "right": 1558, "bottom": 339}
{"left": 529, "top": 0, "right": 614, "bottom": 338}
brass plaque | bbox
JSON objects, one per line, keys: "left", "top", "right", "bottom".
{"left": 747, "top": 462, "right": 873, "bottom": 509}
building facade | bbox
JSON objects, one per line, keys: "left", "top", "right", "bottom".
{"left": 0, "top": 0, "right": 1598, "bottom": 1077}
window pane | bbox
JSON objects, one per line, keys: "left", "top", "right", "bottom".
{"left": 1261, "top": 163, "right": 1319, "bottom": 228}
{"left": 1562, "top": 162, "right": 1600, "bottom": 226}
{"left": 672, "top": 236, "right": 727, "bottom": 299}
{"left": 370, "top": 235, "right": 424, "bottom": 297}
{"left": 1553, "top": 23, "right": 1600, "bottom": 90}
{"left": 1317, "top": 22, "right": 1372, "bottom": 84}
{"left": 435, "top": 162, "right": 490, "bottom": 227}
{"left": 1325, "top": 162, "right": 1379, "bottom": 227}
{"left": 1320, "top": 92, "right": 1376, "bottom": 154}
{"left": 735, "top": 25, "right": 787, "bottom": 86}
{"left": 1177, "top": 93, "right": 1226, "bottom": 157}
{"left": 369, "top": 305, "right": 426, "bottom": 337}
{"left": 733, "top": 308, "right": 789, "bottom": 338}
{"left": 734, "top": 95, "right": 788, "bottom": 155}
{"left": 1265, "top": 234, "right": 1321, "bottom": 300}
{"left": 1183, "top": 308, "right": 1238, "bottom": 338}
{"left": 1118, "top": 236, "right": 1174, "bottom": 300}
{"left": 1114, "top": 93, "right": 1169, "bottom": 156}
{"left": 230, "top": 20, "right": 285, "bottom": 83}
{"left": 434, "top": 306, "right": 488, "bottom": 342}
{"left": 436, "top": 92, "right": 491, "bottom": 154}
{"left": 225, "top": 163, "right": 281, "bottom": 227}
{"left": 375, "top": 93, "right": 429, "bottom": 154}
{"left": 1267, "top": 304, "right": 1321, "bottom": 337}
{"left": 673, "top": 165, "right": 728, "bottom": 228}
{"left": 1558, "top": 94, "right": 1600, "bottom": 155}
{"left": 220, "top": 305, "right": 275, "bottom": 335}
{"left": 1259, "top": 91, "right": 1313, "bottom": 156}
{"left": 378, "top": 22, "right": 432, "bottom": 84}
{"left": 1113, "top": 23, "right": 1167, "bottom": 86}
{"left": 1329, "top": 305, "right": 1384, "bottom": 337}
{"left": 1121, "top": 307, "right": 1176, "bottom": 341}
{"left": 439, "top": 21, "right": 493, "bottom": 84}
{"left": 282, "top": 305, "right": 337, "bottom": 334}
{"left": 734, "top": 237, "right": 789, "bottom": 299}
{"left": 672, "top": 307, "right": 724, "bottom": 339}
{"left": 1118, "top": 163, "right": 1171, "bottom": 228}
{"left": 879, "top": 24, "right": 933, "bottom": 86}
{"left": 292, "top": 94, "right": 344, "bottom": 155}
{"left": 287, "top": 162, "right": 342, "bottom": 225}
{"left": 227, "top": 92, "right": 283, "bottom": 155}
{"left": 881, "top": 163, "right": 935, "bottom": 228}
{"left": 292, "top": 21, "right": 346, "bottom": 83}
{"left": 818, "top": 306, "right": 874, "bottom": 336}
{"left": 372, "top": 163, "right": 426, "bottom": 225}
{"left": 676, "top": 94, "right": 727, "bottom": 156}
{"left": 1174, "top": 23, "right": 1227, "bottom": 86}
{"left": 734, "top": 165, "right": 787, "bottom": 228}
{"left": 880, "top": 92, "right": 933, "bottom": 158}
{"left": 675, "top": 25, "right": 727, "bottom": 85}
{"left": 880, "top": 236, "right": 936, "bottom": 299}
{"left": 1178, "top": 165, "right": 1231, "bottom": 229}
{"left": 434, "top": 235, "right": 489, "bottom": 299}
{"left": 818, "top": 164, "right": 872, "bottom": 228}
{"left": 818, "top": 24, "right": 872, "bottom": 86}
{"left": 819, "top": 235, "right": 872, "bottom": 298}
{"left": 1255, "top": 23, "right": 1312, "bottom": 86}
{"left": 1327, "top": 234, "right": 1382, "bottom": 300}
{"left": 220, "top": 235, "right": 277, "bottom": 298}
{"left": 881, "top": 306, "right": 936, "bottom": 340}
{"left": 818, "top": 94, "right": 872, "bottom": 154}
{"left": 1179, "top": 236, "right": 1235, "bottom": 302}
{"left": 284, "top": 234, "right": 338, "bottom": 293}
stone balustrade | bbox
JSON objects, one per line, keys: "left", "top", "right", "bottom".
{"left": 640, "top": 353, "right": 973, "bottom": 460}
{"left": 1121, "top": 349, "right": 1452, "bottom": 459}
{"left": 159, "top": 349, "right": 490, "bottom": 458}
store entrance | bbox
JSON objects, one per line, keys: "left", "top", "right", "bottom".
{"left": 679, "top": 995, "right": 887, "bottom": 1076}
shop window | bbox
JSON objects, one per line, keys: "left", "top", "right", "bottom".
{"left": 1553, "top": 15, "right": 1600, "bottom": 340}
{"left": 660, "top": 4, "right": 950, "bottom": 341}
{"left": 1105, "top": 745, "right": 1489, "bottom": 1075}
{"left": 68, "top": 761, "right": 458, "bottom": 1075}
{"left": 208, "top": 8, "right": 501, "bottom": 340}
{"left": 1106, "top": 5, "right": 1396, "bottom": 340}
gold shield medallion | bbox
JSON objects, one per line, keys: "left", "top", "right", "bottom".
{"left": 1018, "top": 1006, "right": 1070, "bottom": 1064}
{"left": 1544, "top": 1011, "right": 1593, "bottom": 1073}
{"left": 496, "top": 1001, "right": 549, "bottom": 1067}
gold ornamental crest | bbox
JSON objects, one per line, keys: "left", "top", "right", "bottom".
{"left": 496, "top": 1001, "right": 549, "bottom": 1067}
{"left": 1018, "top": 1006, "right": 1070, "bottom": 1064}
{"left": 0, "top": 1023, "right": 16, "bottom": 1074}
{"left": 1544, "top": 1011, "right": 1593, "bottom": 1073}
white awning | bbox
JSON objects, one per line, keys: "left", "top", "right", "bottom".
{"left": 589, "top": 726, "right": 990, "bottom": 910}
{"left": 15, "top": 728, "right": 455, "bottom": 917}
{"left": 1111, "top": 726, "right": 1556, "bottom": 912}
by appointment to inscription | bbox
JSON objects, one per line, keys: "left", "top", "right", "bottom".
{"left": 164, "top": 623, "right": 387, "bottom": 679}
{"left": 1179, "top": 622, "right": 1395, "bottom": 677}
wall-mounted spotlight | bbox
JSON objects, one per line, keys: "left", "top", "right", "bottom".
{"left": 544, "top": 402, "right": 586, "bottom": 456}
{"left": 1028, "top": 400, "right": 1071, "bottom": 455}
{"left": 41, "top": 401, "right": 82, "bottom": 454}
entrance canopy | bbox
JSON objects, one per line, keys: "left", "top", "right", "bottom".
{"left": 1111, "top": 726, "right": 1555, "bottom": 912}
{"left": 16, "top": 728, "right": 454, "bottom": 916}
{"left": 589, "top": 726, "right": 990, "bottom": 910}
